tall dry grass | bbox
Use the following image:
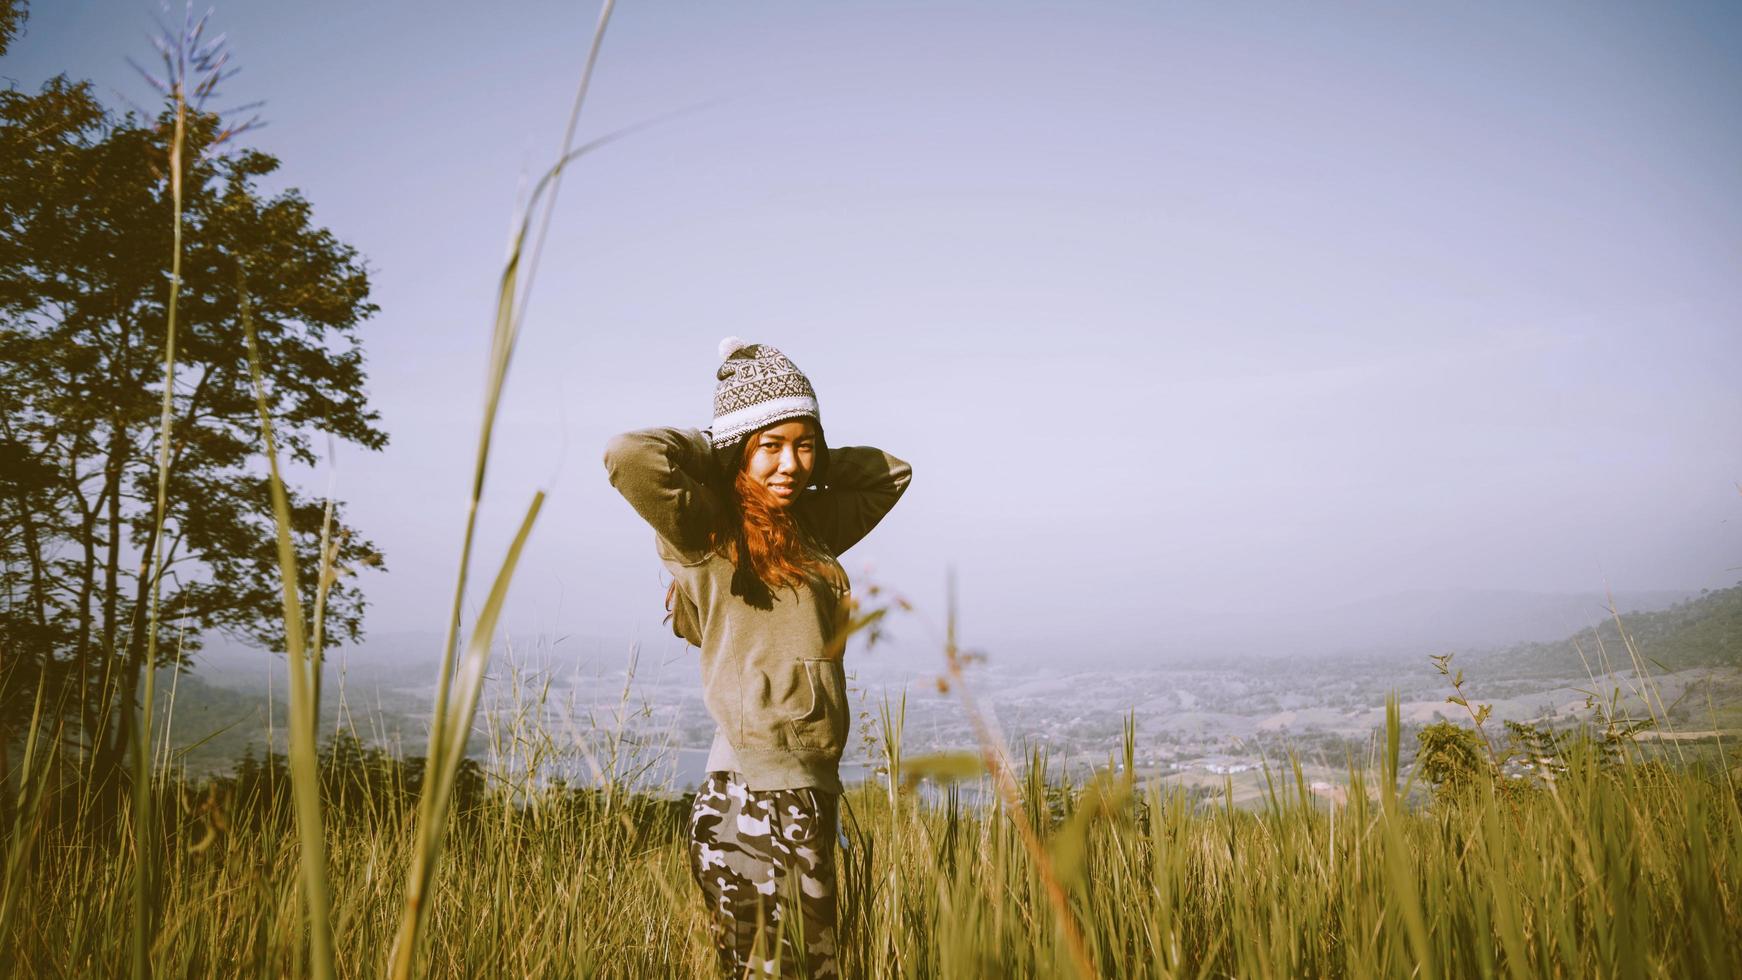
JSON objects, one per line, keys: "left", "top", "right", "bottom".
{"left": 4, "top": 680, "right": 1738, "bottom": 977}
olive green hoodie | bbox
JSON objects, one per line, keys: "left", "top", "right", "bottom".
{"left": 602, "top": 426, "right": 912, "bottom": 793}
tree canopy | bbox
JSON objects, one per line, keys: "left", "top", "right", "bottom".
{"left": 0, "top": 74, "right": 387, "bottom": 782}
{"left": 0, "top": 1, "right": 26, "bottom": 58}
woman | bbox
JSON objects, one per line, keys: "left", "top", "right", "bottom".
{"left": 603, "top": 338, "right": 912, "bottom": 978}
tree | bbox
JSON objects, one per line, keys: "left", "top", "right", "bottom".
{"left": 1415, "top": 720, "right": 1490, "bottom": 797}
{"left": 0, "top": 1, "right": 26, "bottom": 58}
{"left": 0, "top": 75, "right": 386, "bottom": 791}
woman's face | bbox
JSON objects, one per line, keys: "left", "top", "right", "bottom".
{"left": 741, "top": 419, "right": 817, "bottom": 508}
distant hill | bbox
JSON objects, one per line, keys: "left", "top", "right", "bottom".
{"left": 1307, "top": 588, "right": 1694, "bottom": 653}
{"left": 1134, "top": 588, "right": 1696, "bottom": 664}
{"left": 1476, "top": 584, "right": 1742, "bottom": 679}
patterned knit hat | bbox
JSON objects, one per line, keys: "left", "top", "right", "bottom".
{"left": 709, "top": 337, "right": 823, "bottom": 451}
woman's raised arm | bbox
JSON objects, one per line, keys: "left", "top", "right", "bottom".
{"left": 800, "top": 445, "right": 913, "bottom": 557}
{"left": 602, "top": 426, "right": 725, "bottom": 558}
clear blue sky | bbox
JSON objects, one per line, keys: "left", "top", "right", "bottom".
{"left": 8, "top": 1, "right": 1740, "bottom": 663}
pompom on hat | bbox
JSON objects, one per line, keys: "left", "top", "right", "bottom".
{"left": 708, "top": 337, "right": 828, "bottom": 482}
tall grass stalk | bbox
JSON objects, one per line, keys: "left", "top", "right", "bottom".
{"left": 129, "top": 50, "right": 185, "bottom": 980}
{"left": 938, "top": 569, "right": 1099, "bottom": 980}
{"left": 308, "top": 498, "right": 337, "bottom": 719}
{"left": 124, "top": 10, "right": 262, "bottom": 972}
{"left": 240, "top": 266, "right": 335, "bottom": 980}
{"left": 387, "top": 3, "right": 616, "bottom": 975}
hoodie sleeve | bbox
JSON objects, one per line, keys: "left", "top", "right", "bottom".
{"left": 603, "top": 427, "right": 724, "bottom": 560}
{"left": 800, "top": 445, "right": 913, "bottom": 557}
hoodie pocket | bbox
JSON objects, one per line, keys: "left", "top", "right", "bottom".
{"left": 786, "top": 658, "right": 850, "bottom": 754}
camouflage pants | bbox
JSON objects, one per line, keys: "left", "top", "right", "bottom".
{"left": 687, "top": 771, "right": 839, "bottom": 979}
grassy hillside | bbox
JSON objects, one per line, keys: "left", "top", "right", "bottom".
{"left": 1477, "top": 583, "right": 1742, "bottom": 679}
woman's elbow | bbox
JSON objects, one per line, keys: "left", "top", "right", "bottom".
{"left": 602, "top": 430, "right": 647, "bottom": 479}
{"left": 891, "top": 457, "right": 914, "bottom": 496}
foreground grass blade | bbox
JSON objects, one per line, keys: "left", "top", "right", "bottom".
{"left": 241, "top": 266, "right": 335, "bottom": 980}
{"left": 390, "top": 494, "right": 544, "bottom": 975}
{"left": 939, "top": 568, "right": 1100, "bottom": 980}
{"left": 0, "top": 668, "right": 53, "bottom": 968}
{"left": 130, "top": 70, "right": 187, "bottom": 980}
{"left": 899, "top": 752, "right": 984, "bottom": 793}
{"left": 388, "top": 3, "right": 615, "bottom": 975}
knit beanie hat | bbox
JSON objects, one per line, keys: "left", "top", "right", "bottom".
{"left": 709, "top": 337, "right": 823, "bottom": 453}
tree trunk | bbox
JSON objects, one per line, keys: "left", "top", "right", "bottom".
{"left": 88, "top": 419, "right": 128, "bottom": 791}
{"left": 74, "top": 471, "right": 97, "bottom": 749}
{"left": 92, "top": 618, "right": 149, "bottom": 795}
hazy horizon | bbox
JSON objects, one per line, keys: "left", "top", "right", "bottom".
{"left": 8, "top": 1, "right": 1739, "bottom": 665}
{"left": 188, "top": 585, "right": 1709, "bottom": 675}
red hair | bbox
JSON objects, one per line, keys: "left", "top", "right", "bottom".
{"left": 665, "top": 428, "right": 831, "bottom": 618}
{"left": 721, "top": 449, "right": 825, "bottom": 591}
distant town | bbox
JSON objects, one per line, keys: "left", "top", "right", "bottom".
{"left": 167, "top": 586, "right": 1740, "bottom": 809}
